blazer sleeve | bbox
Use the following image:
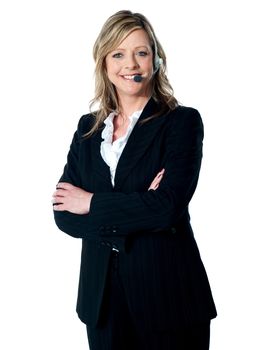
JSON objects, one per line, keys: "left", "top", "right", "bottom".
{"left": 88, "top": 108, "right": 204, "bottom": 237}
{"left": 53, "top": 115, "right": 95, "bottom": 239}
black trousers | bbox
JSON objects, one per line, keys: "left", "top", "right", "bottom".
{"left": 86, "top": 251, "right": 210, "bottom": 350}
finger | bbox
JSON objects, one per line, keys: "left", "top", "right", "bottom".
{"left": 153, "top": 175, "right": 162, "bottom": 185}
{"left": 52, "top": 197, "right": 64, "bottom": 204}
{"left": 157, "top": 169, "right": 165, "bottom": 176}
{"left": 148, "top": 184, "right": 158, "bottom": 191}
{"left": 149, "top": 178, "right": 160, "bottom": 188}
{"left": 152, "top": 175, "right": 163, "bottom": 185}
{"left": 149, "top": 176, "right": 164, "bottom": 190}
{"left": 53, "top": 203, "right": 66, "bottom": 211}
{"left": 53, "top": 189, "right": 67, "bottom": 197}
{"left": 154, "top": 171, "right": 164, "bottom": 181}
{"left": 153, "top": 181, "right": 160, "bottom": 189}
{"left": 149, "top": 182, "right": 156, "bottom": 189}
{"left": 148, "top": 180, "right": 160, "bottom": 189}
{"left": 56, "top": 182, "right": 73, "bottom": 190}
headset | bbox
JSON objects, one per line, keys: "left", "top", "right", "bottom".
{"left": 133, "top": 54, "right": 162, "bottom": 82}
{"left": 154, "top": 54, "right": 163, "bottom": 73}
{"left": 133, "top": 38, "right": 163, "bottom": 82}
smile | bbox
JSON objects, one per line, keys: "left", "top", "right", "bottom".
{"left": 121, "top": 74, "right": 142, "bottom": 80}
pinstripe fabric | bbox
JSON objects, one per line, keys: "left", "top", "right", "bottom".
{"left": 86, "top": 251, "right": 210, "bottom": 350}
{"left": 54, "top": 98, "right": 217, "bottom": 331}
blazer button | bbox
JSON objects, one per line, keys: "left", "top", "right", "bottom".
{"left": 105, "top": 225, "right": 111, "bottom": 233}
{"left": 171, "top": 227, "right": 177, "bottom": 234}
{"left": 112, "top": 225, "right": 118, "bottom": 234}
{"left": 99, "top": 225, "right": 105, "bottom": 232}
{"left": 112, "top": 243, "right": 119, "bottom": 251}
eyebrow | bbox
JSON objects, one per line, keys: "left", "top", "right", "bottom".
{"left": 113, "top": 45, "right": 151, "bottom": 51}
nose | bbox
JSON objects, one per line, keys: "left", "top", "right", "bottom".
{"left": 125, "top": 54, "right": 139, "bottom": 70}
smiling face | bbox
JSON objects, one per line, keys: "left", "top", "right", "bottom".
{"left": 105, "top": 29, "right": 154, "bottom": 100}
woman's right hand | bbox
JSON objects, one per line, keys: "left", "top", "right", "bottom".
{"left": 148, "top": 169, "right": 165, "bottom": 190}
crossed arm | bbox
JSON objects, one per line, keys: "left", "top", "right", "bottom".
{"left": 53, "top": 108, "right": 203, "bottom": 239}
{"left": 52, "top": 169, "right": 165, "bottom": 214}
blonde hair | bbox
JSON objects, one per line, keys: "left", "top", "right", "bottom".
{"left": 86, "top": 10, "right": 178, "bottom": 137}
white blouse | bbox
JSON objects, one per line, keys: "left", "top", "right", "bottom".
{"left": 100, "top": 110, "right": 143, "bottom": 186}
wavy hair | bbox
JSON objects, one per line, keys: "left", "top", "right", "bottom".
{"left": 86, "top": 10, "right": 178, "bottom": 136}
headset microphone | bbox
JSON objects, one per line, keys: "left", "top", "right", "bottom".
{"left": 133, "top": 55, "right": 162, "bottom": 83}
{"left": 133, "top": 75, "right": 143, "bottom": 83}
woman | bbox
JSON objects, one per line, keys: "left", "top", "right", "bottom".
{"left": 52, "top": 10, "right": 217, "bottom": 350}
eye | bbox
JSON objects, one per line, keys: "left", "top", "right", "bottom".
{"left": 137, "top": 51, "right": 148, "bottom": 56}
{"left": 112, "top": 52, "right": 123, "bottom": 58}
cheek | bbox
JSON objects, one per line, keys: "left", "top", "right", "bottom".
{"left": 141, "top": 58, "right": 153, "bottom": 73}
{"left": 105, "top": 59, "right": 111, "bottom": 75}
{"left": 106, "top": 58, "right": 120, "bottom": 74}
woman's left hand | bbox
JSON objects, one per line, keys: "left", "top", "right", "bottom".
{"left": 148, "top": 168, "right": 165, "bottom": 190}
{"left": 52, "top": 182, "right": 93, "bottom": 215}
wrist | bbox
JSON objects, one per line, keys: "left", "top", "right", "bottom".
{"left": 86, "top": 192, "right": 94, "bottom": 213}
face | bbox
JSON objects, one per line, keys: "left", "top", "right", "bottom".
{"left": 105, "top": 29, "right": 154, "bottom": 99}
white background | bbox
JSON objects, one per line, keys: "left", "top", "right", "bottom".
{"left": 0, "top": 0, "right": 254, "bottom": 349}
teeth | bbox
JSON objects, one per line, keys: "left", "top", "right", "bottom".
{"left": 123, "top": 75, "right": 137, "bottom": 80}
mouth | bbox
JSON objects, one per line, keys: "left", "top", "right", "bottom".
{"left": 121, "top": 74, "right": 142, "bottom": 80}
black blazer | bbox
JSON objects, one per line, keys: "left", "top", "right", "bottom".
{"left": 54, "top": 98, "right": 217, "bottom": 330}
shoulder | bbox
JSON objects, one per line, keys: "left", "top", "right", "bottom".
{"left": 160, "top": 105, "right": 204, "bottom": 144}
{"left": 170, "top": 105, "right": 202, "bottom": 124}
{"left": 75, "top": 113, "right": 96, "bottom": 138}
{"left": 163, "top": 105, "right": 204, "bottom": 133}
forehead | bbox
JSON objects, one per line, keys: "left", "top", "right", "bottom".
{"left": 115, "top": 29, "right": 151, "bottom": 49}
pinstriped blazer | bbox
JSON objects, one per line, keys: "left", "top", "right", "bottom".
{"left": 54, "top": 97, "right": 217, "bottom": 330}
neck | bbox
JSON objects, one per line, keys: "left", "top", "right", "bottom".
{"left": 117, "top": 94, "right": 150, "bottom": 120}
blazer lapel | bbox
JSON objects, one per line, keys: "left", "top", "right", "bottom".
{"left": 90, "top": 127, "right": 113, "bottom": 190}
{"left": 114, "top": 98, "right": 167, "bottom": 190}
